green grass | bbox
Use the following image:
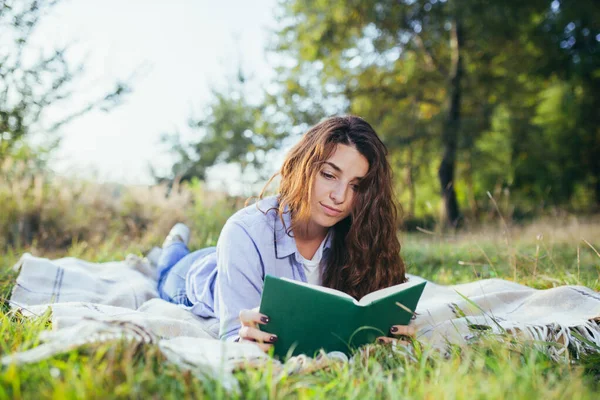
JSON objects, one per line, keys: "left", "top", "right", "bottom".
{"left": 1, "top": 217, "right": 600, "bottom": 399}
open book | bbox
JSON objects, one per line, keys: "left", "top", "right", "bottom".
{"left": 258, "top": 275, "right": 426, "bottom": 358}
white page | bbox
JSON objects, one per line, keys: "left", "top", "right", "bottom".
{"left": 280, "top": 277, "right": 356, "bottom": 302}
{"left": 357, "top": 279, "right": 423, "bottom": 306}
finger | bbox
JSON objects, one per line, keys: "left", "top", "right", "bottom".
{"left": 239, "top": 309, "right": 270, "bottom": 326}
{"left": 239, "top": 325, "right": 278, "bottom": 344}
{"left": 377, "top": 336, "right": 395, "bottom": 344}
{"left": 390, "top": 325, "right": 416, "bottom": 337}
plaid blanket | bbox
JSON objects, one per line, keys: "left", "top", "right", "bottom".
{"left": 411, "top": 275, "right": 600, "bottom": 358}
{"left": 4, "top": 253, "right": 272, "bottom": 390}
{"left": 4, "top": 251, "right": 600, "bottom": 382}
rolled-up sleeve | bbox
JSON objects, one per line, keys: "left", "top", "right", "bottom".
{"left": 214, "top": 220, "right": 265, "bottom": 340}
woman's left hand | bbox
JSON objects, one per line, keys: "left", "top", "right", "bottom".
{"left": 376, "top": 322, "right": 416, "bottom": 346}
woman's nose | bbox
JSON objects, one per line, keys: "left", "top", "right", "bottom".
{"left": 329, "top": 183, "right": 347, "bottom": 204}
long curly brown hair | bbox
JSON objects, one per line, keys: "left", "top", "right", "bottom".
{"left": 260, "top": 115, "right": 406, "bottom": 299}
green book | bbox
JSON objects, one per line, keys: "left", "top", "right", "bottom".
{"left": 259, "top": 275, "right": 426, "bottom": 358}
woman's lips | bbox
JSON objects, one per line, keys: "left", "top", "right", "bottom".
{"left": 320, "top": 202, "right": 342, "bottom": 217}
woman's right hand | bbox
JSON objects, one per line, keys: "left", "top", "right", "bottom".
{"left": 238, "top": 308, "right": 277, "bottom": 352}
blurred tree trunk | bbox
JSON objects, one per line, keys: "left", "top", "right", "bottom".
{"left": 438, "top": 18, "right": 463, "bottom": 227}
{"left": 464, "top": 157, "right": 479, "bottom": 219}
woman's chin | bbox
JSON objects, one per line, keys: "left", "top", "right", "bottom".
{"left": 312, "top": 214, "right": 341, "bottom": 229}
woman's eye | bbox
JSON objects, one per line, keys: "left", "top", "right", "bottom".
{"left": 321, "top": 171, "right": 335, "bottom": 179}
{"left": 350, "top": 184, "right": 359, "bottom": 192}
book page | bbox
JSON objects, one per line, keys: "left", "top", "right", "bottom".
{"left": 280, "top": 277, "right": 356, "bottom": 301}
{"left": 357, "top": 279, "right": 425, "bottom": 306}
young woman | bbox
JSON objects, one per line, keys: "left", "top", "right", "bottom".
{"left": 155, "top": 115, "right": 415, "bottom": 352}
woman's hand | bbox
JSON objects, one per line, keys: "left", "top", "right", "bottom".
{"left": 376, "top": 322, "right": 416, "bottom": 346}
{"left": 238, "top": 307, "right": 278, "bottom": 352}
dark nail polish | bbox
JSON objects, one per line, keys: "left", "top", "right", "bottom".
{"left": 377, "top": 338, "right": 386, "bottom": 344}
{"left": 260, "top": 316, "right": 270, "bottom": 324}
{"left": 270, "top": 335, "right": 278, "bottom": 343}
{"left": 391, "top": 326, "right": 398, "bottom": 333}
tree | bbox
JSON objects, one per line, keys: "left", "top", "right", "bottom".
{"left": 160, "top": 69, "right": 285, "bottom": 185}
{"left": 529, "top": 0, "right": 600, "bottom": 206}
{"left": 0, "top": 0, "right": 131, "bottom": 160}
{"left": 267, "top": 0, "right": 599, "bottom": 223}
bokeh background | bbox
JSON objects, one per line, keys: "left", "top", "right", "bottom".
{"left": 1, "top": 0, "right": 599, "bottom": 250}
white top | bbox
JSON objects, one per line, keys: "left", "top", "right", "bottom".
{"left": 296, "top": 232, "right": 330, "bottom": 285}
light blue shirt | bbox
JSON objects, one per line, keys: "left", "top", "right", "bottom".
{"left": 185, "top": 196, "right": 332, "bottom": 340}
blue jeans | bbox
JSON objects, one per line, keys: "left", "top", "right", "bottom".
{"left": 156, "top": 243, "right": 216, "bottom": 306}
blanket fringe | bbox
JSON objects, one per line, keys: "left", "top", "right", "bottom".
{"left": 502, "top": 319, "right": 600, "bottom": 360}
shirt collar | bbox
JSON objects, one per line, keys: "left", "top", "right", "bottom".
{"left": 273, "top": 206, "right": 296, "bottom": 259}
{"left": 273, "top": 201, "right": 333, "bottom": 259}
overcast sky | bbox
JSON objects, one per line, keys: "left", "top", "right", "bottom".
{"left": 34, "top": 0, "right": 277, "bottom": 191}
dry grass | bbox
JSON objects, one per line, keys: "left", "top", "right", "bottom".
{"left": 0, "top": 157, "right": 238, "bottom": 252}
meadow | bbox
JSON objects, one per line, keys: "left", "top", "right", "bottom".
{"left": 0, "top": 165, "right": 599, "bottom": 399}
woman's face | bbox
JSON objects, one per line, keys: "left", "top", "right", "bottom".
{"left": 309, "top": 144, "right": 369, "bottom": 229}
